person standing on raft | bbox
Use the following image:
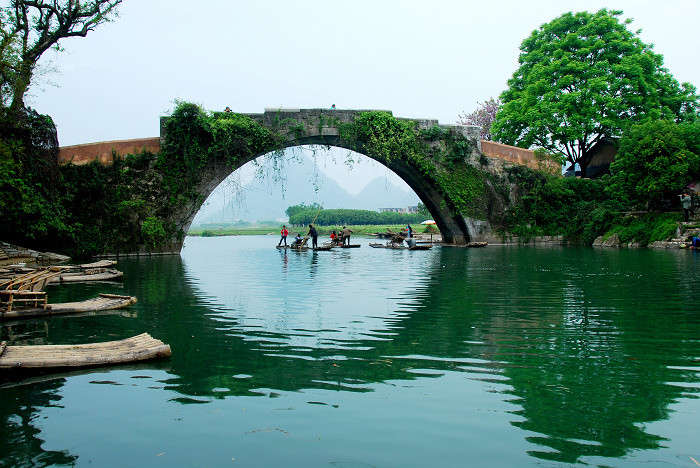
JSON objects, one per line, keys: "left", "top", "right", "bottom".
{"left": 307, "top": 224, "right": 318, "bottom": 249}
{"left": 340, "top": 226, "right": 354, "bottom": 245}
{"left": 278, "top": 225, "right": 289, "bottom": 246}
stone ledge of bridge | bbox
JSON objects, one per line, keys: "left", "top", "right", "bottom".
{"left": 241, "top": 107, "right": 481, "bottom": 140}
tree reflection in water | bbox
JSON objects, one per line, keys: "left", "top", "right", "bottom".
{"left": 0, "top": 243, "right": 697, "bottom": 465}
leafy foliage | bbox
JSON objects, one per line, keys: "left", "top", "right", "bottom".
{"left": 0, "top": 109, "right": 69, "bottom": 250}
{"left": 339, "top": 111, "right": 419, "bottom": 164}
{"left": 503, "top": 165, "right": 618, "bottom": 243}
{"left": 608, "top": 120, "right": 700, "bottom": 206}
{"left": 492, "top": 9, "right": 699, "bottom": 177}
{"left": 141, "top": 216, "right": 166, "bottom": 250}
{"left": 285, "top": 202, "right": 322, "bottom": 219}
{"left": 159, "top": 102, "right": 278, "bottom": 179}
{"left": 0, "top": 101, "right": 285, "bottom": 257}
{"left": 609, "top": 212, "right": 681, "bottom": 246}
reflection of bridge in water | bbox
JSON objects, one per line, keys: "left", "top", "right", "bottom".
{"left": 1, "top": 246, "right": 696, "bottom": 464}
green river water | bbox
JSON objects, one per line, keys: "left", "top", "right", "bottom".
{"left": 0, "top": 236, "right": 698, "bottom": 467}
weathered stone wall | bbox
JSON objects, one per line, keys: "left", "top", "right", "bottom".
{"left": 480, "top": 140, "right": 560, "bottom": 174}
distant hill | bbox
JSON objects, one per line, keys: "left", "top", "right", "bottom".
{"left": 354, "top": 177, "right": 419, "bottom": 211}
{"left": 192, "top": 157, "right": 419, "bottom": 225}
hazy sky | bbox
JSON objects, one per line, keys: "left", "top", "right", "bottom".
{"left": 27, "top": 0, "right": 700, "bottom": 192}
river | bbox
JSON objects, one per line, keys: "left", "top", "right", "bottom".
{"left": 1, "top": 236, "right": 698, "bottom": 467}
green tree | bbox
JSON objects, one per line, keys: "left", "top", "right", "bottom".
{"left": 285, "top": 203, "right": 322, "bottom": 220}
{"left": 1, "top": 0, "right": 121, "bottom": 117}
{"left": 492, "top": 9, "right": 699, "bottom": 177}
{"left": 608, "top": 120, "right": 700, "bottom": 207}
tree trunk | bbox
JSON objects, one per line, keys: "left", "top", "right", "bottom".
{"left": 579, "top": 159, "right": 588, "bottom": 178}
{"left": 8, "top": 61, "right": 33, "bottom": 119}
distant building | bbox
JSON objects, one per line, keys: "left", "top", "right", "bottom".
{"left": 379, "top": 208, "right": 406, "bottom": 213}
{"left": 585, "top": 138, "right": 618, "bottom": 178}
{"left": 379, "top": 206, "right": 419, "bottom": 214}
{"left": 564, "top": 138, "right": 618, "bottom": 178}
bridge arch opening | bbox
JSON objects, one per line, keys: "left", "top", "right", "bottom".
{"left": 191, "top": 145, "right": 421, "bottom": 228}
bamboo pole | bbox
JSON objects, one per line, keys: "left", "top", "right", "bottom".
{"left": 297, "top": 205, "right": 323, "bottom": 249}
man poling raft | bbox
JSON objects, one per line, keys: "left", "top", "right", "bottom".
{"left": 288, "top": 205, "right": 324, "bottom": 251}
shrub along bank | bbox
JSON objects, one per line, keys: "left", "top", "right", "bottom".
{"left": 500, "top": 118, "right": 700, "bottom": 247}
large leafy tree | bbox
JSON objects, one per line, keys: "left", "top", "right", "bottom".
{"left": 0, "top": 0, "right": 121, "bottom": 118}
{"left": 608, "top": 120, "right": 700, "bottom": 206}
{"left": 492, "top": 9, "right": 699, "bottom": 177}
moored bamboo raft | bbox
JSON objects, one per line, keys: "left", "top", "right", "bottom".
{"left": 408, "top": 245, "right": 432, "bottom": 250}
{"left": 78, "top": 260, "right": 117, "bottom": 269}
{"left": 1, "top": 293, "right": 137, "bottom": 320}
{"left": 369, "top": 242, "right": 432, "bottom": 250}
{"left": 50, "top": 268, "right": 124, "bottom": 283}
{"left": 0, "top": 333, "right": 171, "bottom": 370}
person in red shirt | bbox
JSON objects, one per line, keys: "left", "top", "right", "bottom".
{"left": 278, "top": 225, "right": 289, "bottom": 246}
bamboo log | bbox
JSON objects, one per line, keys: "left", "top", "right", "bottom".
{"left": 79, "top": 260, "right": 117, "bottom": 269}
{"left": 98, "top": 293, "right": 135, "bottom": 300}
{"left": 0, "top": 294, "right": 137, "bottom": 319}
{"left": 52, "top": 270, "right": 123, "bottom": 283}
{"left": 0, "top": 334, "right": 171, "bottom": 369}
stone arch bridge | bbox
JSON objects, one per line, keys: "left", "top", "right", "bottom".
{"left": 60, "top": 108, "right": 552, "bottom": 254}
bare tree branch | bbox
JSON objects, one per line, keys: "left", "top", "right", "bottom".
{"left": 1, "top": 0, "right": 121, "bottom": 115}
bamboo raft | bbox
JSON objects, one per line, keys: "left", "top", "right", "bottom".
{"left": 1, "top": 293, "right": 137, "bottom": 320}
{"left": 0, "top": 333, "right": 171, "bottom": 370}
{"left": 51, "top": 268, "right": 124, "bottom": 283}
{"left": 1, "top": 263, "right": 124, "bottom": 285}
{"left": 289, "top": 246, "right": 334, "bottom": 251}
{"left": 369, "top": 242, "right": 432, "bottom": 250}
